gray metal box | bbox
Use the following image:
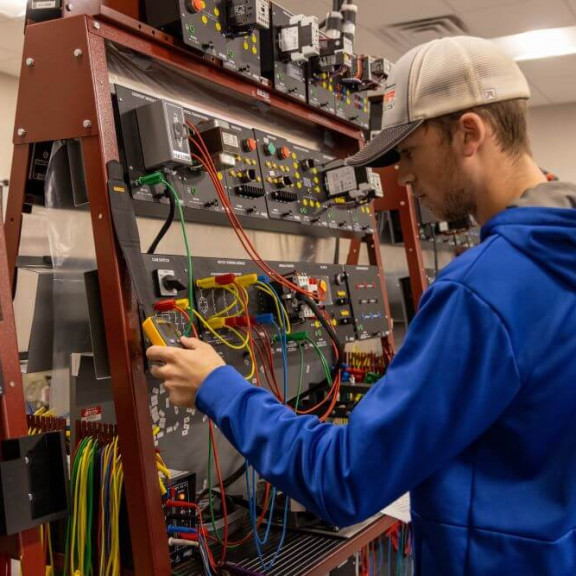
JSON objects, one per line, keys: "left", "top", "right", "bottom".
{"left": 136, "top": 100, "right": 192, "bottom": 171}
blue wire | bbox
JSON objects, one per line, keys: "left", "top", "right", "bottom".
{"left": 166, "top": 525, "right": 198, "bottom": 535}
{"left": 245, "top": 457, "right": 290, "bottom": 570}
{"left": 272, "top": 322, "right": 288, "bottom": 402}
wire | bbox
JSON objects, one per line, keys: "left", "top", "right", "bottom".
{"left": 147, "top": 187, "right": 176, "bottom": 254}
{"left": 186, "top": 123, "right": 320, "bottom": 301}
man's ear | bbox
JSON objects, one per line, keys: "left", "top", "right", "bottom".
{"left": 456, "top": 112, "right": 486, "bottom": 158}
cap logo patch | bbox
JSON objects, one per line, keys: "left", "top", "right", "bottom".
{"left": 384, "top": 88, "right": 396, "bottom": 110}
{"left": 485, "top": 88, "right": 497, "bottom": 101}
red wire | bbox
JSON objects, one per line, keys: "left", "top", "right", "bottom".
{"left": 208, "top": 421, "right": 229, "bottom": 565}
{"left": 186, "top": 123, "right": 320, "bottom": 300}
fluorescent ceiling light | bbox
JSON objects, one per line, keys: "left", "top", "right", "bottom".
{"left": 0, "top": 0, "right": 27, "bottom": 18}
{"left": 492, "top": 26, "right": 576, "bottom": 62}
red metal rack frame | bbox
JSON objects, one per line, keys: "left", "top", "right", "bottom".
{"left": 5, "top": 13, "right": 400, "bottom": 574}
{"left": 0, "top": 209, "right": 44, "bottom": 571}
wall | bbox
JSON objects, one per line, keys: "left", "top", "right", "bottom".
{"left": 0, "top": 71, "right": 18, "bottom": 214}
{"left": 529, "top": 103, "right": 576, "bottom": 183}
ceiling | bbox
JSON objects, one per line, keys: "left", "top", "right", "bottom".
{"left": 1, "top": 0, "right": 576, "bottom": 106}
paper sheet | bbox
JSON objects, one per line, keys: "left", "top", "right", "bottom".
{"left": 383, "top": 493, "right": 411, "bottom": 524}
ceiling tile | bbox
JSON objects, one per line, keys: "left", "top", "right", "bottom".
{"left": 445, "top": 0, "right": 523, "bottom": 11}
{"left": 534, "top": 75, "right": 576, "bottom": 104}
{"left": 519, "top": 54, "right": 576, "bottom": 80}
{"left": 526, "top": 81, "right": 553, "bottom": 107}
{"left": 457, "top": 0, "right": 576, "bottom": 37}
{"left": 355, "top": 1, "right": 455, "bottom": 28}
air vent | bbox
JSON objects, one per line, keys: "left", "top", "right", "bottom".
{"left": 379, "top": 15, "right": 469, "bottom": 54}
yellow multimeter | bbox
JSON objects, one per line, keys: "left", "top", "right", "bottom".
{"left": 142, "top": 316, "right": 184, "bottom": 348}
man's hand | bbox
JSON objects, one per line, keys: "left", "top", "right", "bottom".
{"left": 146, "top": 337, "right": 226, "bottom": 408}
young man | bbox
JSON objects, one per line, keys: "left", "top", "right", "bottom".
{"left": 148, "top": 36, "right": 576, "bottom": 574}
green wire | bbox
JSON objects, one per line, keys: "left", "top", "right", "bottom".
{"left": 161, "top": 179, "right": 195, "bottom": 337}
{"left": 295, "top": 342, "right": 305, "bottom": 411}
{"left": 85, "top": 442, "right": 96, "bottom": 574}
{"left": 304, "top": 336, "right": 333, "bottom": 385}
{"left": 65, "top": 437, "right": 89, "bottom": 576}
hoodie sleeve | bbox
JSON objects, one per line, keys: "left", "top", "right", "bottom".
{"left": 196, "top": 280, "right": 522, "bottom": 527}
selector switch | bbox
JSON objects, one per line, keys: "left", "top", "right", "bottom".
{"left": 239, "top": 169, "right": 258, "bottom": 183}
{"left": 300, "top": 158, "right": 316, "bottom": 171}
{"left": 277, "top": 176, "right": 293, "bottom": 188}
{"left": 155, "top": 269, "right": 186, "bottom": 297}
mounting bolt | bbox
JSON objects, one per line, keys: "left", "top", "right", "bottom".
{"left": 9, "top": 381, "right": 15, "bottom": 388}
{"left": 28, "top": 494, "right": 33, "bottom": 502}
{"left": 24, "top": 457, "right": 30, "bottom": 465}
{"left": 73, "top": 48, "right": 83, "bottom": 59}
{"left": 83, "top": 119, "right": 92, "bottom": 129}
{"left": 25, "top": 58, "right": 34, "bottom": 67}
{"left": 66, "top": 3, "right": 73, "bottom": 10}
{"left": 93, "top": 21, "right": 101, "bottom": 30}
{"left": 17, "top": 128, "right": 26, "bottom": 137}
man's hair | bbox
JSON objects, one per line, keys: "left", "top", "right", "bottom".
{"left": 427, "top": 99, "right": 532, "bottom": 159}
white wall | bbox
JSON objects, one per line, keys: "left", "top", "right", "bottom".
{"left": 0, "top": 72, "right": 17, "bottom": 177}
{"left": 0, "top": 72, "right": 18, "bottom": 214}
{"left": 529, "top": 103, "right": 576, "bottom": 183}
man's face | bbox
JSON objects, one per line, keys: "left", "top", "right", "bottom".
{"left": 396, "top": 123, "right": 476, "bottom": 222}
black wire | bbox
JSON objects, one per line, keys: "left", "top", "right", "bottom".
{"left": 431, "top": 225, "right": 439, "bottom": 277}
{"left": 295, "top": 291, "right": 345, "bottom": 375}
{"left": 197, "top": 462, "right": 247, "bottom": 500}
{"left": 147, "top": 190, "right": 176, "bottom": 255}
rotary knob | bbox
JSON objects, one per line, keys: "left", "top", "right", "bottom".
{"left": 277, "top": 146, "right": 291, "bottom": 160}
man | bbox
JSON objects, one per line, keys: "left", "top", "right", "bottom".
{"left": 148, "top": 36, "right": 576, "bottom": 574}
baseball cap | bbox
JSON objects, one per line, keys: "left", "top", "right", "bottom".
{"left": 347, "top": 36, "right": 531, "bottom": 168}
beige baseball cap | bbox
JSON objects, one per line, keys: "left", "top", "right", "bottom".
{"left": 347, "top": 35, "right": 531, "bottom": 167}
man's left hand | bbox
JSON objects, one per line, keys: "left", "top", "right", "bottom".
{"left": 146, "top": 337, "right": 226, "bottom": 408}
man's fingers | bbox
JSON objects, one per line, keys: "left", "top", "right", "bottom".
{"left": 181, "top": 337, "right": 202, "bottom": 350}
{"left": 149, "top": 364, "right": 169, "bottom": 381}
{"left": 147, "top": 345, "right": 175, "bottom": 363}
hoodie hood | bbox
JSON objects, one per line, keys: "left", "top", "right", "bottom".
{"left": 482, "top": 181, "right": 576, "bottom": 289}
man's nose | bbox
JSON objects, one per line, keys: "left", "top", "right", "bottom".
{"left": 396, "top": 164, "right": 414, "bottom": 187}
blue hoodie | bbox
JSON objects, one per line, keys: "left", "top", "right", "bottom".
{"left": 196, "top": 181, "right": 576, "bottom": 575}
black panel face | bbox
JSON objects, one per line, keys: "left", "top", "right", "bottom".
{"left": 260, "top": 4, "right": 307, "bottom": 102}
{"left": 345, "top": 265, "right": 389, "bottom": 340}
{"left": 114, "top": 86, "right": 223, "bottom": 215}
{"left": 350, "top": 202, "right": 375, "bottom": 234}
{"left": 178, "top": 0, "right": 264, "bottom": 83}
{"left": 290, "top": 144, "right": 327, "bottom": 226}
{"left": 334, "top": 83, "right": 370, "bottom": 129}
{"left": 254, "top": 129, "right": 303, "bottom": 223}
{"left": 307, "top": 71, "right": 336, "bottom": 115}
{"left": 224, "top": 123, "right": 268, "bottom": 218}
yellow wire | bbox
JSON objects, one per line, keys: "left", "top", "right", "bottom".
{"left": 193, "top": 310, "right": 251, "bottom": 350}
{"left": 209, "top": 285, "right": 244, "bottom": 318}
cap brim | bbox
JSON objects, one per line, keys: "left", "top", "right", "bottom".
{"left": 347, "top": 120, "right": 424, "bottom": 168}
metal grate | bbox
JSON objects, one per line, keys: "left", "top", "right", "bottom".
{"left": 172, "top": 526, "right": 347, "bottom": 576}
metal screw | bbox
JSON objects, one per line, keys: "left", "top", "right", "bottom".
{"left": 98, "top": 213, "right": 103, "bottom": 220}
{"left": 28, "top": 494, "right": 33, "bottom": 502}
{"left": 93, "top": 21, "right": 101, "bottom": 30}
{"left": 73, "top": 48, "right": 83, "bottom": 58}
{"left": 400, "top": 201, "right": 406, "bottom": 207}
{"left": 9, "top": 381, "right": 15, "bottom": 388}
{"left": 83, "top": 119, "right": 92, "bottom": 129}
{"left": 66, "top": 3, "right": 73, "bottom": 10}
{"left": 17, "top": 129, "right": 26, "bottom": 137}
{"left": 24, "top": 457, "right": 30, "bottom": 465}
{"left": 25, "top": 58, "right": 34, "bottom": 67}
